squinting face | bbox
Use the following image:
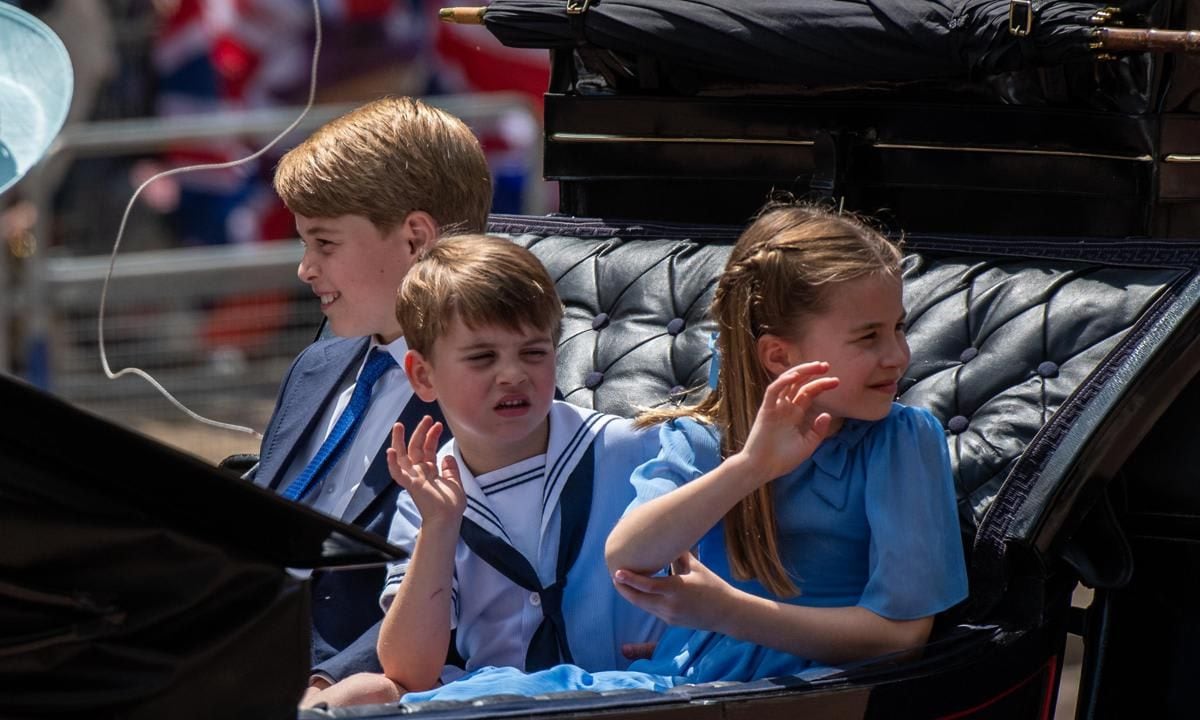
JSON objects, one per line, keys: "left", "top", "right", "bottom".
{"left": 295, "top": 214, "right": 418, "bottom": 343}
{"left": 781, "top": 273, "right": 910, "bottom": 430}
{"left": 407, "top": 318, "right": 557, "bottom": 475}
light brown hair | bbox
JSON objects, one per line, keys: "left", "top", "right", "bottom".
{"left": 641, "top": 203, "right": 903, "bottom": 596}
{"left": 396, "top": 235, "right": 563, "bottom": 357}
{"left": 274, "top": 96, "right": 492, "bottom": 234}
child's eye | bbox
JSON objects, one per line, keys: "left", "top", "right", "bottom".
{"left": 301, "top": 238, "right": 334, "bottom": 251}
{"left": 856, "top": 332, "right": 877, "bottom": 343}
{"left": 522, "top": 349, "right": 549, "bottom": 359}
{"left": 466, "top": 353, "right": 494, "bottom": 363}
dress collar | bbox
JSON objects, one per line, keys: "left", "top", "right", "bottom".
{"left": 810, "top": 413, "right": 875, "bottom": 479}
{"left": 800, "top": 408, "right": 889, "bottom": 511}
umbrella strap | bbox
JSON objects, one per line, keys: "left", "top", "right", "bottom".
{"left": 1008, "top": 0, "right": 1035, "bottom": 37}
{"left": 567, "top": 0, "right": 594, "bottom": 43}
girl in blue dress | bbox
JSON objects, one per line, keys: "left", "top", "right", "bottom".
{"left": 403, "top": 204, "right": 970, "bottom": 701}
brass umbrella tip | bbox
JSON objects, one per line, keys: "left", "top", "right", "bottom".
{"left": 439, "top": 7, "right": 487, "bottom": 24}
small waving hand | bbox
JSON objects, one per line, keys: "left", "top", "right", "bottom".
{"left": 612, "top": 553, "right": 739, "bottom": 632}
{"left": 387, "top": 416, "right": 466, "bottom": 527}
{"left": 741, "top": 361, "right": 840, "bottom": 481}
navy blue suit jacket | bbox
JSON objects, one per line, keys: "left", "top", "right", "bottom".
{"left": 254, "top": 335, "right": 446, "bottom": 682}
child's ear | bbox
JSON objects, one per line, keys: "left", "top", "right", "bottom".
{"left": 401, "top": 211, "right": 439, "bottom": 257}
{"left": 756, "top": 334, "right": 796, "bottom": 378}
{"left": 404, "top": 349, "right": 438, "bottom": 402}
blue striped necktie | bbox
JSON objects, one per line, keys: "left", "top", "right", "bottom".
{"left": 282, "top": 348, "right": 397, "bottom": 502}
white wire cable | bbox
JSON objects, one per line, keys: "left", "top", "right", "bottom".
{"left": 96, "top": 0, "right": 323, "bottom": 440}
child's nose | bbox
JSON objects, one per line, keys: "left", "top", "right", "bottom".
{"left": 497, "top": 361, "right": 528, "bottom": 385}
{"left": 884, "top": 335, "right": 911, "bottom": 367}
{"left": 297, "top": 254, "right": 317, "bottom": 284}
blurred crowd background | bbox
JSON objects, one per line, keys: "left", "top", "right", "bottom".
{"left": 0, "top": 0, "right": 550, "bottom": 462}
{"left": 5, "top": 0, "right": 547, "bottom": 251}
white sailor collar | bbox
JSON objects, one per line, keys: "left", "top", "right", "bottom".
{"left": 439, "top": 401, "right": 617, "bottom": 584}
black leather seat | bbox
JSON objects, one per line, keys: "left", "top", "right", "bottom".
{"left": 495, "top": 215, "right": 1179, "bottom": 553}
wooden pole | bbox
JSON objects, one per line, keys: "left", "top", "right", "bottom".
{"left": 438, "top": 7, "right": 487, "bottom": 24}
{"left": 1093, "top": 27, "right": 1200, "bottom": 54}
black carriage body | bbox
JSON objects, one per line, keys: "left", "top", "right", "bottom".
{"left": 15, "top": 228, "right": 1199, "bottom": 719}
{"left": 378, "top": 2, "right": 1200, "bottom": 715}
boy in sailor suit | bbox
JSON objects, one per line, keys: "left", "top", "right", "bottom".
{"left": 303, "top": 236, "right": 664, "bottom": 707}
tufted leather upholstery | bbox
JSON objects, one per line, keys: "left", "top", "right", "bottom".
{"left": 500, "top": 228, "right": 726, "bottom": 415}
{"left": 899, "top": 254, "right": 1176, "bottom": 533}
{"left": 491, "top": 215, "right": 1192, "bottom": 604}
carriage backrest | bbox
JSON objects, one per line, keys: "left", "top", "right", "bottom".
{"left": 495, "top": 214, "right": 1196, "bottom": 620}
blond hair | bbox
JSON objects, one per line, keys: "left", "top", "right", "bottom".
{"left": 274, "top": 96, "right": 492, "bottom": 234}
{"left": 396, "top": 235, "right": 563, "bottom": 357}
{"left": 641, "top": 204, "right": 903, "bottom": 597}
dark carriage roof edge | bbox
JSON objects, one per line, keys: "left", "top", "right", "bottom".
{"left": 0, "top": 373, "right": 404, "bottom": 569}
{"left": 487, "top": 214, "right": 1200, "bottom": 268}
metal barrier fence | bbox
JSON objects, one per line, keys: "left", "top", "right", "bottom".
{"left": 7, "top": 93, "right": 542, "bottom": 463}
{"left": 45, "top": 243, "right": 316, "bottom": 463}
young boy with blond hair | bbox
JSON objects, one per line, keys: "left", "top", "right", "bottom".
{"left": 302, "top": 236, "right": 664, "bottom": 707}
{"left": 252, "top": 97, "right": 491, "bottom": 697}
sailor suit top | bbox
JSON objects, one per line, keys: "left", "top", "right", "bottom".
{"left": 382, "top": 400, "right": 664, "bottom": 680}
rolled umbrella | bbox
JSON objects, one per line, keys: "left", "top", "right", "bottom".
{"left": 441, "top": 0, "right": 1192, "bottom": 85}
{"left": 447, "top": 0, "right": 965, "bottom": 84}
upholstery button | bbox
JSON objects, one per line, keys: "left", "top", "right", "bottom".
{"left": 959, "top": 347, "right": 978, "bottom": 363}
{"left": 530, "top": 592, "right": 541, "bottom": 607}
{"left": 667, "top": 318, "right": 685, "bottom": 336}
{"left": 585, "top": 371, "right": 604, "bottom": 389}
{"left": 1037, "top": 361, "right": 1059, "bottom": 378}
{"left": 947, "top": 415, "right": 969, "bottom": 434}
{"left": 592, "top": 313, "right": 610, "bottom": 331}
{"left": 669, "top": 384, "right": 685, "bottom": 396}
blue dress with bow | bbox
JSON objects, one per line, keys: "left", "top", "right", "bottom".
{"left": 403, "top": 403, "right": 969, "bottom": 701}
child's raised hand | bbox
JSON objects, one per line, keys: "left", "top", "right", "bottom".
{"left": 611, "top": 553, "right": 740, "bottom": 633}
{"left": 740, "top": 361, "right": 839, "bottom": 482}
{"left": 387, "top": 416, "right": 466, "bottom": 527}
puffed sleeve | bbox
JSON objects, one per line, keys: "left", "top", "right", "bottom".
{"left": 857, "top": 406, "right": 969, "bottom": 620}
{"left": 626, "top": 417, "right": 723, "bottom": 512}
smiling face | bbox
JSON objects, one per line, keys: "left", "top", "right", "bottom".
{"left": 766, "top": 273, "right": 910, "bottom": 433}
{"left": 295, "top": 213, "right": 426, "bottom": 343}
{"left": 406, "top": 317, "right": 557, "bottom": 475}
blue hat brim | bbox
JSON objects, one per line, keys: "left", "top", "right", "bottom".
{"left": 0, "top": 4, "right": 74, "bottom": 197}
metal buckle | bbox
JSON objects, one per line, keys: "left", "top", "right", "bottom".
{"left": 1089, "top": 7, "right": 1121, "bottom": 26}
{"left": 1008, "top": 0, "right": 1033, "bottom": 37}
{"left": 566, "top": 0, "right": 592, "bottom": 15}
